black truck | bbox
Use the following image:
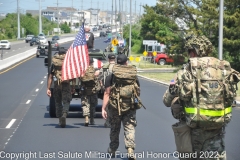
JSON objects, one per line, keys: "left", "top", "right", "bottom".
{"left": 44, "top": 41, "right": 108, "bottom": 117}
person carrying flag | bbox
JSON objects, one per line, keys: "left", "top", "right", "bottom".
{"left": 84, "top": 25, "right": 94, "bottom": 49}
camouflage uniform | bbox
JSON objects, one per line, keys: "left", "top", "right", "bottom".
{"left": 164, "top": 70, "right": 226, "bottom": 160}
{"left": 81, "top": 63, "right": 101, "bottom": 126}
{"left": 101, "top": 62, "right": 115, "bottom": 127}
{"left": 108, "top": 105, "right": 137, "bottom": 151}
{"left": 102, "top": 54, "right": 140, "bottom": 160}
{"left": 163, "top": 35, "right": 239, "bottom": 160}
{"left": 81, "top": 94, "right": 98, "bottom": 118}
{"left": 53, "top": 81, "right": 72, "bottom": 118}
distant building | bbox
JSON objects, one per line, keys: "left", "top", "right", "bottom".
{"left": 26, "top": 10, "right": 39, "bottom": 16}
{"left": 25, "top": 6, "right": 134, "bottom": 27}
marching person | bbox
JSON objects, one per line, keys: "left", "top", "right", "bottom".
{"left": 46, "top": 48, "right": 75, "bottom": 128}
{"left": 81, "top": 57, "right": 101, "bottom": 126}
{"left": 102, "top": 54, "right": 143, "bottom": 160}
{"left": 100, "top": 53, "right": 116, "bottom": 128}
{"left": 163, "top": 34, "right": 240, "bottom": 160}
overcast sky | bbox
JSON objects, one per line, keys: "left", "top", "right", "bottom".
{"left": 0, "top": 0, "right": 157, "bottom": 14}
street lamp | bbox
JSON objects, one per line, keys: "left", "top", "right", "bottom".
{"left": 36, "top": 0, "right": 44, "bottom": 34}
{"left": 78, "top": 11, "right": 84, "bottom": 26}
{"left": 129, "top": 0, "right": 132, "bottom": 56}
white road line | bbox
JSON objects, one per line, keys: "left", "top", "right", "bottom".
{"left": 44, "top": 76, "right": 47, "bottom": 78}
{"left": 35, "top": 88, "right": 39, "bottom": 92}
{"left": 26, "top": 100, "right": 31, "bottom": 104}
{"left": 40, "top": 81, "right": 44, "bottom": 84}
{"left": 6, "top": 119, "right": 16, "bottom": 128}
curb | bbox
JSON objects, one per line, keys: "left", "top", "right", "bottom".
{"left": 137, "top": 74, "right": 240, "bottom": 107}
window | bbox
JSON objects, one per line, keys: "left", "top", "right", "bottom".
{"left": 155, "top": 46, "right": 161, "bottom": 52}
{"left": 147, "top": 46, "right": 153, "bottom": 52}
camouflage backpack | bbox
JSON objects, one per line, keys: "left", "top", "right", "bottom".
{"left": 102, "top": 63, "right": 115, "bottom": 85}
{"left": 109, "top": 64, "right": 145, "bottom": 115}
{"left": 178, "top": 57, "right": 239, "bottom": 130}
{"left": 52, "top": 54, "right": 65, "bottom": 84}
{"left": 81, "top": 65, "right": 101, "bottom": 95}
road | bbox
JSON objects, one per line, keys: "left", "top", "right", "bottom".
{"left": 0, "top": 36, "right": 240, "bottom": 160}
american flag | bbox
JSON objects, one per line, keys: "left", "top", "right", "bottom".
{"left": 61, "top": 24, "right": 89, "bottom": 81}
{"left": 93, "top": 58, "right": 103, "bottom": 69}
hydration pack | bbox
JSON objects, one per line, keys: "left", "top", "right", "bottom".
{"left": 52, "top": 54, "right": 65, "bottom": 84}
{"left": 81, "top": 65, "right": 100, "bottom": 95}
{"left": 109, "top": 64, "right": 144, "bottom": 115}
{"left": 179, "top": 57, "right": 239, "bottom": 130}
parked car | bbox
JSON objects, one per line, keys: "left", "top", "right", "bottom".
{"left": 36, "top": 45, "right": 48, "bottom": 58}
{"left": 39, "top": 37, "right": 47, "bottom": 44}
{"left": 98, "top": 25, "right": 103, "bottom": 30}
{"left": 52, "top": 35, "right": 60, "bottom": 41}
{"left": 38, "top": 33, "right": 45, "bottom": 39}
{"left": 30, "top": 37, "right": 40, "bottom": 46}
{"left": 100, "top": 31, "right": 106, "bottom": 37}
{"left": 0, "top": 40, "right": 11, "bottom": 50}
{"left": 106, "top": 29, "right": 111, "bottom": 34}
{"left": 103, "top": 38, "right": 111, "bottom": 43}
{"left": 92, "top": 27, "right": 97, "bottom": 31}
{"left": 25, "top": 35, "right": 34, "bottom": 43}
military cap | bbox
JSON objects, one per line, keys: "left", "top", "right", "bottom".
{"left": 58, "top": 47, "right": 67, "bottom": 54}
{"left": 108, "top": 53, "right": 116, "bottom": 59}
{"left": 117, "top": 54, "right": 128, "bottom": 64}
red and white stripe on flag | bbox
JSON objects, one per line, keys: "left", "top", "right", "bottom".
{"left": 93, "top": 58, "right": 103, "bottom": 69}
{"left": 61, "top": 24, "right": 89, "bottom": 81}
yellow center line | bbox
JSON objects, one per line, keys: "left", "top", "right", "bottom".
{"left": 0, "top": 55, "right": 35, "bottom": 75}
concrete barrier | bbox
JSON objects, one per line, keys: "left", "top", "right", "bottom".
{"left": 0, "top": 30, "right": 108, "bottom": 71}
{"left": 0, "top": 37, "right": 76, "bottom": 71}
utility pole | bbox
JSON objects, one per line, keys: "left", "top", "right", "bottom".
{"left": 39, "top": 0, "right": 42, "bottom": 33}
{"left": 36, "top": 0, "right": 43, "bottom": 34}
{"left": 135, "top": 0, "right": 136, "bottom": 20}
{"left": 97, "top": 1, "right": 99, "bottom": 25}
{"left": 115, "top": 0, "right": 117, "bottom": 30}
{"left": 129, "top": 0, "right": 132, "bottom": 56}
{"left": 80, "top": 0, "right": 83, "bottom": 10}
{"left": 125, "top": 0, "right": 127, "bottom": 23}
{"left": 218, "top": 0, "right": 224, "bottom": 60}
{"left": 139, "top": 3, "right": 142, "bottom": 21}
{"left": 119, "top": 0, "right": 121, "bottom": 37}
{"left": 71, "top": 0, "right": 73, "bottom": 28}
{"left": 80, "top": 0, "right": 83, "bottom": 25}
{"left": 111, "top": 0, "right": 113, "bottom": 39}
{"left": 17, "top": 0, "right": 20, "bottom": 39}
{"left": 54, "top": 0, "right": 61, "bottom": 35}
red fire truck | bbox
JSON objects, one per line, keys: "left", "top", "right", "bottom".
{"left": 147, "top": 43, "right": 174, "bottom": 65}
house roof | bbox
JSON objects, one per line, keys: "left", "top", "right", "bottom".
{"left": 46, "top": 7, "right": 77, "bottom": 11}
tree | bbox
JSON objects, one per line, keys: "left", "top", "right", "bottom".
{"left": 140, "top": 3, "right": 184, "bottom": 55}
{"left": 0, "top": 13, "right": 61, "bottom": 39}
{"left": 60, "top": 22, "right": 70, "bottom": 33}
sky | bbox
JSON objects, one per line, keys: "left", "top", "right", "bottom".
{"left": 0, "top": 0, "right": 157, "bottom": 14}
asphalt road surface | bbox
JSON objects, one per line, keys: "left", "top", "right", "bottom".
{"left": 0, "top": 37, "right": 239, "bottom": 160}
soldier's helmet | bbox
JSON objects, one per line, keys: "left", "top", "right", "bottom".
{"left": 184, "top": 34, "right": 213, "bottom": 57}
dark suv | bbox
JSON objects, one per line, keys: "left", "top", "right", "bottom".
{"left": 100, "top": 31, "right": 106, "bottom": 37}
{"left": 30, "top": 37, "right": 40, "bottom": 46}
{"left": 36, "top": 45, "right": 48, "bottom": 57}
